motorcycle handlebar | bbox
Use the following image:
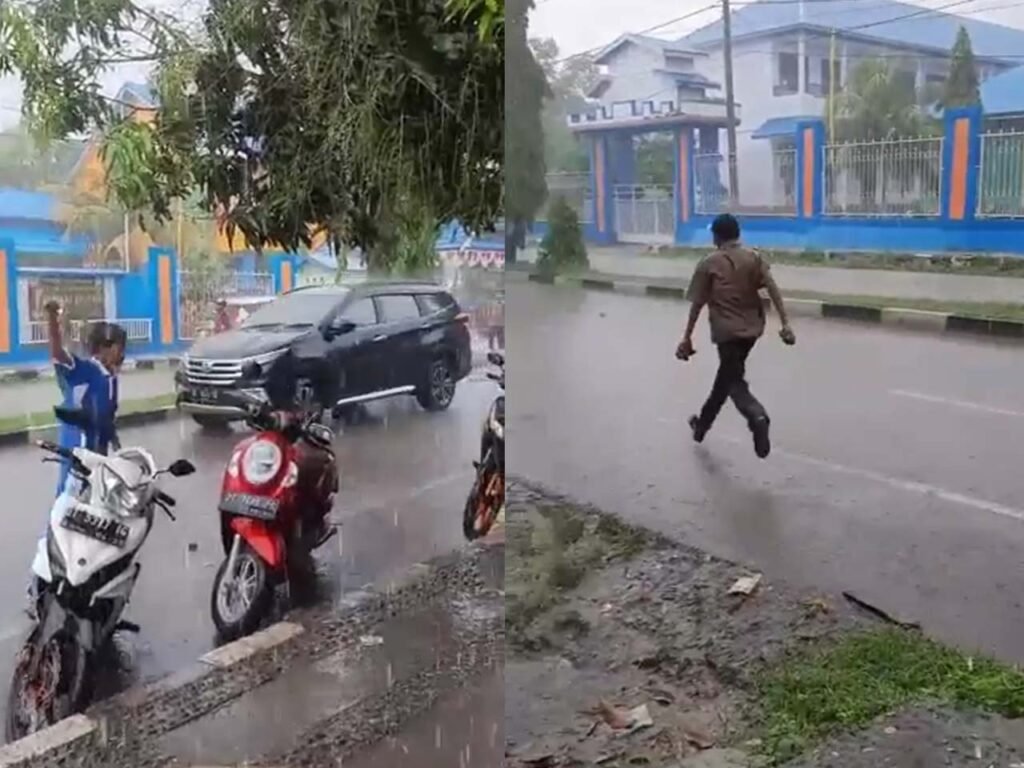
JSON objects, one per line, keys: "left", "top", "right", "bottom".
{"left": 37, "top": 440, "right": 91, "bottom": 476}
{"left": 156, "top": 490, "right": 176, "bottom": 507}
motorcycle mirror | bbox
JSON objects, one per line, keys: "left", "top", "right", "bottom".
{"left": 53, "top": 405, "right": 94, "bottom": 429}
{"left": 167, "top": 459, "right": 196, "bottom": 477}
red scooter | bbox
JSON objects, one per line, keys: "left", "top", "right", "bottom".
{"left": 210, "top": 383, "right": 338, "bottom": 641}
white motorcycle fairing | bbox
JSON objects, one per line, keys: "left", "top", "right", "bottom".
{"left": 31, "top": 448, "right": 156, "bottom": 590}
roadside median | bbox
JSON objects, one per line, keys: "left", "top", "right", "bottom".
{"left": 505, "top": 478, "right": 1024, "bottom": 768}
{"left": 0, "top": 530, "right": 504, "bottom": 768}
{"left": 510, "top": 269, "right": 1024, "bottom": 342}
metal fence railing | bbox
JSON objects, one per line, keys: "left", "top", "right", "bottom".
{"left": 544, "top": 173, "right": 593, "bottom": 223}
{"left": 177, "top": 270, "right": 275, "bottom": 341}
{"left": 695, "top": 149, "right": 797, "bottom": 215}
{"left": 24, "top": 317, "right": 153, "bottom": 346}
{"left": 978, "top": 131, "right": 1024, "bottom": 218}
{"left": 823, "top": 136, "right": 943, "bottom": 216}
{"left": 613, "top": 185, "right": 674, "bottom": 240}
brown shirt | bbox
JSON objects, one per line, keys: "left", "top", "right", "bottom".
{"left": 686, "top": 241, "right": 771, "bottom": 344}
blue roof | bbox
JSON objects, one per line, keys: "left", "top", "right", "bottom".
{"left": 683, "top": 0, "right": 1024, "bottom": 61}
{"left": 751, "top": 115, "right": 819, "bottom": 139}
{"left": 0, "top": 188, "right": 58, "bottom": 221}
{"left": 981, "top": 66, "right": 1024, "bottom": 115}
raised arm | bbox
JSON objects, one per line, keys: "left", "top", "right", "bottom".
{"left": 44, "top": 301, "right": 73, "bottom": 367}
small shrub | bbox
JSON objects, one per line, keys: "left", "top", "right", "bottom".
{"left": 538, "top": 196, "right": 588, "bottom": 275}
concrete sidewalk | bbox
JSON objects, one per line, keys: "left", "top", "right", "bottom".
{"left": 528, "top": 245, "right": 1024, "bottom": 304}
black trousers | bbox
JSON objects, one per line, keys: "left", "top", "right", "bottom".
{"left": 697, "top": 337, "right": 768, "bottom": 431}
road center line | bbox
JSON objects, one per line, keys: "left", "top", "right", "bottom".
{"left": 890, "top": 389, "right": 1024, "bottom": 418}
{"left": 720, "top": 436, "right": 1024, "bottom": 523}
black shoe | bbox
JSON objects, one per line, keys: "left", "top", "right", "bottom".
{"left": 751, "top": 416, "right": 771, "bottom": 459}
{"left": 689, "top": 415, "right": 707, "bottom": 444}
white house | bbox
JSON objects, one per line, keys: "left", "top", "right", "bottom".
{"left": 588, "top": 0, "right": 1024, "bottom": 208}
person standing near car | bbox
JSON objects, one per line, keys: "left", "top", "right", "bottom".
{"left": 213, "top": 298, "right": 234, "bottom": 334}
{"left": 676, "top": 214, "right": 795, "bottom": 459}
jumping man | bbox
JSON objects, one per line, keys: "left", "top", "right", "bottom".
{"left": 676, "top": 214, "right": 795, "bottom": 459}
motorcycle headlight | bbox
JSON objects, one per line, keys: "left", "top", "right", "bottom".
{"left": 101, "top": 468, "right": 142, "bottom": 514}
{"left": 242, "top": 440, "right": 283, "bottom": 485}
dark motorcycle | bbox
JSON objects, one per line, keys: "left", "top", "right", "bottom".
{"left": 463, "top": 351, "right": 504, "bottom": 540}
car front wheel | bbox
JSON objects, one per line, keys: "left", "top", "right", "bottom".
{"left": 416, "top": 357, "right": 456, "bottom": 411}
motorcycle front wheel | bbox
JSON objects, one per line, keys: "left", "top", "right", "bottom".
{"left": 211, "top": 542, "right": 274, "bottom": 642}
{"left": 6, "top": 632, "right": 89, "bottom": 742}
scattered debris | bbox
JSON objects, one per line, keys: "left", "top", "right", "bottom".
{"left": 626, "top": 704, "right": 654, "bottom": 733}
{"left": 727, "top": 574, "right": 762, "bottom": 597}
{"left": 594, "top": 699, "right": 634, "bottom": 730}
{"left": 803, "top": 596, "right": 832, "bottom": 616}
{"left": 681, "top": 718, "right": 716, "bottom": 750}
{"left": 842, "top": 591, "right": 921, "bottom": 630}
{"left": 883, "top": 726, "right": 897, "bottom": 735}
{"left": 359, "top": 634, "right": 384, "bottom": 647}
{"left": 520, "top": 753, "right": 557, "bottom": 767}
{"left": 187, "top": 542, "right": 198, "bottom": 552}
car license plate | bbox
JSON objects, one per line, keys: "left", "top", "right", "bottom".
{"left": 60, "top": 507, "right": 130, "bottom": 548}
{"left": 219, "top": 493, "right": 279, "bottom": 521}
{"left": 196, "top": 388, "right": 217, "bottom": 403}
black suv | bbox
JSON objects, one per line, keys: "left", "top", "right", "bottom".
{"left": 176, "top": 282, "right": 473, "bottom": 427}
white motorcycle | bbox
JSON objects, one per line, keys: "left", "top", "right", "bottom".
{"left": 6, "top": 409, "right": 194, "bottom": 741}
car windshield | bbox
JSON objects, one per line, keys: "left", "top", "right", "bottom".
{"left": 240, "top": 290, "right": 347, "bottom": 329}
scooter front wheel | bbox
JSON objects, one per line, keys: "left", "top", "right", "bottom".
{"left": 210, "top": 541, "right": 273, "bottom": 641}
{"left": 6, "top": 632, "right": 88, "bottom": 742}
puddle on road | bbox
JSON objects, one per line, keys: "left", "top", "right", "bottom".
{"left": 341, "top": 667, "right": 503, "bottom": 768}
{"left": 158, "top": 599, "right": 499, "bottom": 765}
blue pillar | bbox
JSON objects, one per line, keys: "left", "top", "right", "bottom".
{"left": 673, "top": 127, "right": 697, "bottom": 245}
{"left": 940, "top": 106, "right": 982, "bottom": 223}
{"left": 269, "top": 253, "right": 299, "bottom": 293}
{"left": 794, "top": 120, "right": 825, "bottom": 219}
{"left": 586, "top": 133, "right": 617, "bottom": 244}
{"left": 147, "top": 247, "right": 179, "bottom": 352}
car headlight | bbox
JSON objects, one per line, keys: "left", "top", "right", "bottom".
{"left": 242, "top": 440, "right": 283, "bottom": 485}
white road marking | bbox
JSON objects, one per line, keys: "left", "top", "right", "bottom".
{"left": 720, "top": 436, "right": 1024, "bottom": 523}
{"left": 890, "top": 389, "right": 1024, "bottom": 419}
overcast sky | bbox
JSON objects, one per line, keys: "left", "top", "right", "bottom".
{"left": 4, "top": 0, "right": 1024, "bottom": 129}
{"left": 529, "top": 0, "right": 1024, "bottom": 58}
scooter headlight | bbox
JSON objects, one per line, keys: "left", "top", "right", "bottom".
{"left": 100, "top": 467, "right": 142, "bottom": 514}
{"left": 242, "top": 440, "right": 283, "bottom": 485}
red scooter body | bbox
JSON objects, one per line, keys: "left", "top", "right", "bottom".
{"left": 211, "top": 410, "right": 338, "bottom": 640}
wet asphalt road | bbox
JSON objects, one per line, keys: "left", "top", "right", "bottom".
{"left": 0, "top": 372, "right": 496, "bottom": 719}
{"left": 510, "top": 280, "right": 1024, "bottom": 663}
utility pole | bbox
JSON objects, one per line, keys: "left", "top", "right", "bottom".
{"left": 721, "top": 0, "right": 740, "bottom": 206}
{"left": 828, "top": 29, "right": 837, "bottom": 140}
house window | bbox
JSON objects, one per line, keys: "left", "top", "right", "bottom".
{"left": 775, "top": 52, "right": 799, "bottom": 95}
{"left": 821, "top": 58, "right": 840, "bottom": 96}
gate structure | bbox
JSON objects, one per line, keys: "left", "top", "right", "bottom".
{"left": 613, "top": 185, "right": 675, "bottom": 242}
{"left": 177, "top": 269, "right": 274, "bottom": 340}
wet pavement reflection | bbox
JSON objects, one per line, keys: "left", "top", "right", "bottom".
{"left": 0, "top": 374, "right": 497, "bottom": 727}
{"left": 509, "top": 280, "right": 1024, "bottom": 663}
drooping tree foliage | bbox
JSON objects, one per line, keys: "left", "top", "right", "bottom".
{"left": 0, "top": 0, "right": 504, "bottom": 272}
{"left": 505, "top": 0, "right": 548, "bottom": 264}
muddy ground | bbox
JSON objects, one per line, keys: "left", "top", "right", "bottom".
{"left": 504, "top": 479, "right": 1024, "bottom": 768}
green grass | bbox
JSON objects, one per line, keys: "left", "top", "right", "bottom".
{"left": 654, "top": 246, "right": 1024, "bottom": 278}
{"left": 785, "top": 291, "right": 1024, "bottom": 323}
{"left": 0, "top": 393, "right": 177, "bottom": 436}
{"left": 505, "top": 504, "right": 649, "bottom": 649}
{"left": 756, "top": 627, "right": 1024, "bottom": 763}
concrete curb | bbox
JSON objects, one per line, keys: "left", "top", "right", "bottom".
{"left": 512, "top": 269, "right": 1024, "bottom": 342}
{"left": 0, "top": 540, "right": 500, "bottom": 768}
{"left": 0, "top": 357, "right": 181, "bottom": 385}
{"left": 0, "top": 407, "right": 178, "bottom": 451}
